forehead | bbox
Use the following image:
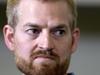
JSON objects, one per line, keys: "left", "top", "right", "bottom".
{"left": 17, "top": 0, "right": 72, "bottom": 27}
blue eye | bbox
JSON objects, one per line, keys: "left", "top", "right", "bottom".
{"left": 26, "top": 28, "right": 41, "bottom": 36}
{"left": 53, "top": 29, "right": 66, "bottom": 37}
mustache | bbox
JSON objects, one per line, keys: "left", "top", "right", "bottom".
{"left": 30, "top": 50, "right": 59, "bottom": 60}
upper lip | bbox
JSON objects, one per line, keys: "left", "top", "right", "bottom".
{"left": 32, "top": 54, "right": 55, "bottom": 60}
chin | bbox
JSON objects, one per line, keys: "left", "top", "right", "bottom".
{"left": 16, "top": 56, "right": 70, "bottom": 75}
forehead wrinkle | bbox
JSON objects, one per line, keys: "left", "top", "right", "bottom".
{"left": 18, "top": 0, "right": 72, "bottom": 19}
{"left": 17, "top": 0, "right": 72, "bottom": 30}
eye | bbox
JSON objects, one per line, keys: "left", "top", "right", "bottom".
{"left": 53, "top": 29, "right": 66, "bottom": 37}
{"left": 26, "top": 28, "right": 41, "bottom": 36}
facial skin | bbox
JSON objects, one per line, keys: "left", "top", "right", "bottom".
{"left": 3, "top": 0, "right": 80, "bottom": 75}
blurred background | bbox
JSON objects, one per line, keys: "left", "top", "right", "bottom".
{"left": 0, "top": 0, "right": 100, "bottom": 75}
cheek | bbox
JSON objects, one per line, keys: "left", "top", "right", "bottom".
{"left": 55, "top": 38, "right": 72, "bottom": 62}
{"left": 14, "top": 36, "right": 33, "bottom": 61}
{"left": 13, "top": 28, "right": 39, "bottom": 61}
{"left": 14, "top": 42, "right": 31, "bottom": 61}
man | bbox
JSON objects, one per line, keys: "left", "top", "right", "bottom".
{"left": 3, "top": 0, "right": 80, "bottom": 75}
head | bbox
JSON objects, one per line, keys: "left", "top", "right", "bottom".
{"left": 3, "top": 0, "right": 80, "bottom": 75}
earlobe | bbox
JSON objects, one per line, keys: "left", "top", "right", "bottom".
{"left": 71, "top": 28, "right": 80, "bottom": 53}
{"left": 3, "top": 25, "right": 15, "bottom": 52}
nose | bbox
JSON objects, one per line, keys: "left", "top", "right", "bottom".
{"left": 38, "top": 29, "right": 54, "bottom": 51}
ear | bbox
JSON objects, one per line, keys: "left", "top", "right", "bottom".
{"left": 3, "top": 25, "right": 15, "bottom": 52}
{"left": 71, "top": 28, "right": 80, "bottom": 53}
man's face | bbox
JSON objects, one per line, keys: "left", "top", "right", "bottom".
{"left": 4, "top": 0, "right": 80, "bottom": 75}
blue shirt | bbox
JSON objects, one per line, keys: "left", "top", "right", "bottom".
{"left": 67, "top": 73, "right": 74, "bottom": 75}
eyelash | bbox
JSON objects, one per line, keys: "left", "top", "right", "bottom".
{"left": 52, "top": 29, "right": 66, "bottom": 37}
{"left": 26, "top": 28, "right": 66, "bottom": 38}
{"left": 26, "top": 28, "right": 41, "bottom": 35}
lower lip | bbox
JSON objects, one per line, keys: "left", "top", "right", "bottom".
{"left": 35, "top": 57, "right": 51, "bottom": 60}
{"left": 33, "top": 57, "right": 52, "bottom": 62}
{"left": 32, "top": 57, "right": 55, "bottom": 66}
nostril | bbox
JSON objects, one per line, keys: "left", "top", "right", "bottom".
{"left": 39, "top": 46, "right": 53, "bottom": 51}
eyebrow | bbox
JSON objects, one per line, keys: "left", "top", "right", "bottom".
{"left": 23, "top": 23, "right": 69, "bottom": 30}
{"left": 52, "top": 24, "right": 69, "bottom": 30}
{"left": 23, "top": 23, "right": 40, "bottom": 28}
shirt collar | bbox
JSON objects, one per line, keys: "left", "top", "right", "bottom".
{"left": 67, "top": 72, "right": 74, "bottom": 75}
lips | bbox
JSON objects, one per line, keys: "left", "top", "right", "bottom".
{"left": 31, "top": 50, "right": 59, "bottom": 61}
{"left": 32, "top": 54, "right": 55, "bottom": 60}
